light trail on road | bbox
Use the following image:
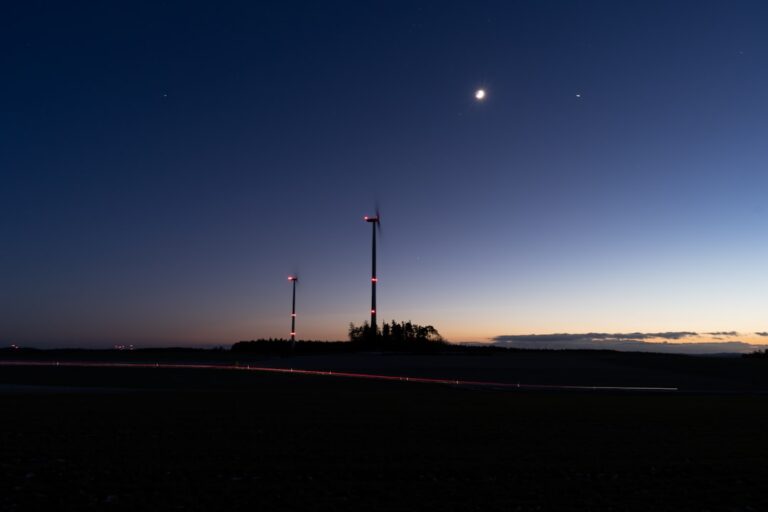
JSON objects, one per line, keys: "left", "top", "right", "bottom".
{"left": 0, "top": 360, "right": 679, "bottom": 392}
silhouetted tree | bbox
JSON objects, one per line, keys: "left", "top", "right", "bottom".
{"left": 348, "top": 321, "right": 376, "bottom": 344}
{"left": 348, "top": 319, "right": 445, "bottom": 349}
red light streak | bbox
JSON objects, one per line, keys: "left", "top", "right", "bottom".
{"left": 0, "top": 361, "right": 679, "bottom": 393}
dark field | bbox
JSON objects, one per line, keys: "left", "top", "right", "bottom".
{"left": 2, "top": 357, "right": 768, "bottom": 511}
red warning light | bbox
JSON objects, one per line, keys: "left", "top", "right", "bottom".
{"left": 371, "top": 309, "right": 376, "bottom": 314}
{"left": 371, "top": 277, "right": 378, "bottom": 282}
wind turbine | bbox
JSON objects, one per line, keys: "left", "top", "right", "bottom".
{"left": 288, "top": 275, "right": 298, "bottom": 349}
{"left": 363, "top": 208, "right": 381, "bottom": 336}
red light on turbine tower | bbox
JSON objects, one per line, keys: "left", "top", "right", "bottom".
{"left": 371, "top": 309, "right": 376, "bottom": 314}
{"left": 288, "top": 275, "right": 298, "bottom": 346}
{"left": 371, "top": 277, "right": 378, "bottom": 282}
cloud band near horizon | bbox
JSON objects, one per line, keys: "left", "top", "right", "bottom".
{"left": 492, "top": 332, "right": 768, "bottom": 355}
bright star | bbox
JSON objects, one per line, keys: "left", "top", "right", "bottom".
{"left": 475, "top": 89, "right": 486, "bottom": 100}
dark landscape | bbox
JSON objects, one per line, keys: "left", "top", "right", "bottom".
{"left": 2, "top": 349, "right": 768, "bottom": 511}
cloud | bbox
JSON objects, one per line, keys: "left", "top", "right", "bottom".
{"left": 706, "top": 331, "right": 739, "bottom": 336}
{"left": 493, "top": 332, "right": 698, "bottom": 344}
{"left": 628, "top": 332, "right": 699, "bottom": 340}
{"left": 492, "top": 332, "right": 765, "bottom": 355}
{"left": 755, "top": 332, "right": 768, "bottom": 337}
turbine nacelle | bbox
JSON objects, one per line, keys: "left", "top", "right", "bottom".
{"left": 364, "top": 215, "right": 379, "bottom": 223}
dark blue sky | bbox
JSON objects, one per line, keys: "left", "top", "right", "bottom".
{"left": 3, "top": 1, "right": 768, "bottom": 347}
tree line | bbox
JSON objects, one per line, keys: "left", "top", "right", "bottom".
{"left": 348, "top": 320, "right": 445, "bottom": 348}
{"left": 231, "top": 320, "right": 446, "bottom": 353}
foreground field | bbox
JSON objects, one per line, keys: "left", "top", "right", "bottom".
{"left": 1, "top": 364, "right": 767, "bottom": 511}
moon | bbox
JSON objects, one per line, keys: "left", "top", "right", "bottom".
{"left": 475, "top": 89, "right": 486, "bottom": 100}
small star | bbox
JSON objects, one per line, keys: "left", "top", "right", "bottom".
{"left": 575, "top": 93, "right": 581, "bottom": 98}
{"left": 162, "top": 93, "right": 168, "bottom": 98}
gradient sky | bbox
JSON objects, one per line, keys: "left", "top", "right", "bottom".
{"left": 3, "top": 1, "right": 768, "bottom": 348}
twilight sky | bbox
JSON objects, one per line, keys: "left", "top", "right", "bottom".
{"left": 2, "top": 1, "right": 768, "bottom": 349}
